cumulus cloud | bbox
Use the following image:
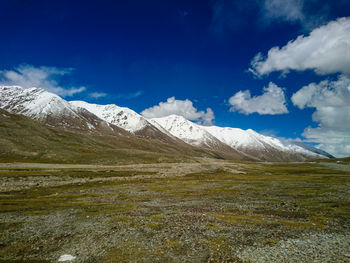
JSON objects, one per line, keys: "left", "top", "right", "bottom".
{"left": 141, "top": 97, "right": 215, "bottom": 125}
{"left": 228, "top": 82, "right": 288, "bottom": 115}
{"left": 201, "top": 108, "right": 215, "bottom": 126}
{"left": 0, "top": 64, "right": 86, "bottom": 97}
{"left": 292, "top": 75, "right": 350, "bottom": 157}
{"left": 249, "top": 17, "right": 350, "bottom": 77}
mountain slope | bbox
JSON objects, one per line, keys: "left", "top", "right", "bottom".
{"left": 69, "top": 101, "right": 195, "bottom": 146}
{"left": 69, "top": 100, "right": 148, "bottom": 133}
{"left": 293, "top": 141, "right": 334, "bottom": 158}
{"left": 205, "top": 126, "right": 329, "bottom": 161}
{"left": 0, "top": 86, "right": 331, "bottom": 162}
{"left": 0, "top": 86, "right": 126, "bottom": 135}
{"left": 0, "top": 108, "right": 212, "bottom": 164}
{"left": 150, "top": 115, "right": 251, "bottom": 160}
{"left": 152, "top": 115, "right": 329, "bottom": 162}
{"left": 0, "top": 86, "right": 76, "bottom": 118}
{"left": 151, "top": 115, "right": 218, "bottom": 147}
{"left": 0, "top": 86, "right": 243, "bottom": 161}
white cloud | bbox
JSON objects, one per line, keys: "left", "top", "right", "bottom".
{"left": 228, "top": 82, "right": 288, "bottom": 115}
{"left": 141, "top": 97, "right": 215, "bottom": 125}
{"left": 250, "top": 17, "right": 350, "bottom": 77}
{"left": 0, "top": 64, "right": 86, "bottom": 97}
{"left": 263, "top": 0, "right": 304, "bottom": 23}
{"left": 201, "top": 107, "right": 215, "bottom": 126}
{"left": 292, "top": 75, "right": 350, "bottom": 157}
{"left": 89, "top": 92, "right": 107, "bottom": 99}
{"left": 260, "top": 0, "right": 329, "bottom": 30}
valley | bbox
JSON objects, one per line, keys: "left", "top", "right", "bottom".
{"left": 0, "top": 159, "right": 349, "bottom": 262}
{"left": 1, "top": 86, "right": 348, "bottom": 263}
{"left": 0, "top": 86, "right": 333, "bottom": 164}
{"left": 1, "top": 2, "right": 349, "bottom": 262}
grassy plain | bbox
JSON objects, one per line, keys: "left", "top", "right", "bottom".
{"left": 0, "top": 160, "right": 349, "bottom": 262}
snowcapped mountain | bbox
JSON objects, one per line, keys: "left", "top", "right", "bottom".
{"left": 151, "top": 115, "right": 329, "bottom": 161}
{"left": 292, "top": 141, "right": 334, "bottom": 158}
{"left": 0, "top": 86, "right": 127, "bottom": 134}
{"left": 0, "top": 86, "right": 77, "bottom": 118}
{"left": 0, "top": 86, "right": 331, "bottom": 162}
{"left": 150, "top": 115, "right": 218, "bottom": 146}
{"left": 69, "top": 101, "right": 188, "bottom": 145}
{"left": 202, "top": 126, "right": 326, "bottom": 160}
{"left": 0, "top": 87, "right": 196, "bottom": 146}
{"left": 150, "top": 115, "right": 250, "bottom": 160}
{"left": 70, "top": 101, "right": 148, "bottom": 133}
{"left": 203, "top": 126, "right": 264, "bottom": 149}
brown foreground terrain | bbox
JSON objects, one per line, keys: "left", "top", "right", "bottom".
{"left": 0, "top": 159, "right": 349, "bottom": 262}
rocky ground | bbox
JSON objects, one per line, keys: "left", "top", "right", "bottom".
{"left": 0, "top": 159, "right": 349, "bottom": 262}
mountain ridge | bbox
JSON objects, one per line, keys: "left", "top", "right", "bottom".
{"left": 151, "top": 115, "right": 329, "bottom": 161}
{"left": 0, "top": 85, "right": 332, "bottom": 162}
{"left": 0, "top": 86, "right": 129, "bottom": 135}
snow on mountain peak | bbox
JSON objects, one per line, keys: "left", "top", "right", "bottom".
{"left": 202, "top": 126, "right": 265, "bottom": 149}
{"left": 151, "top": 114, "right": 326, "bottom": 159}
{"left": 0, "top": 85, "right": 78, "bottom": 118}
{"left": 202, "top": 125, "right": 323, "bottom": 158}
{"left": 0, "top": 86, "right": 330, "bottom": 160}
{"left": 150, "top": 114, "right": 217, "bottom": 146}
{"left": 69, "top": 101, "right": 148, "bottom": 132}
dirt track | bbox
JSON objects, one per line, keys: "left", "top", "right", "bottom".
{"left": 0, "top": 159, "right": 244, "bottom": 192}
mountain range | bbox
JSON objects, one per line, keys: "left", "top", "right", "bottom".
{"left": 0, "top": 86, "right": 333, "bottom": 163}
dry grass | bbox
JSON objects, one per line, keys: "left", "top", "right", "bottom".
{"left": 0, "top": 161, "right": 349, "bottom": 262}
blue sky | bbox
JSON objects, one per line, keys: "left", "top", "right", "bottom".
{"left": 0, "top": 0, "right": 349, "bottom": 156}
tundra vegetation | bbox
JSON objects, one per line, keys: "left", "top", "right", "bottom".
{"left": 0, "top": 158, "right": 349, "bottom": 262}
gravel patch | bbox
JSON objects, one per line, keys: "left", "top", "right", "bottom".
{"left": 238, "top": 232, "right": 350, "bottom": 263}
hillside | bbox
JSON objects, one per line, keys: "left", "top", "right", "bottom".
{"left": 0, "top": 86, "right": 333, "bottom": 163}
{"left": 151, "top": 115, "right": 329, "bottom": 162}
{"left": 0, "top": 109, "right": 211, "bottom": 164}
